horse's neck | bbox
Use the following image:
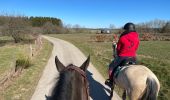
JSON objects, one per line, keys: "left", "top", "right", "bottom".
{"left": 52, "top": 72, "right": 85, "bottom": 100}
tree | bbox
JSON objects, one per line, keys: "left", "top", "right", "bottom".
{"left": 0, "top": 16, "right": 8, "bottom": 26}
{"left": 43, "top": 22, "right": 56, "bottom": 34}
{"left": 42, "top": 21, "right": 64, "bottom": 34}
{"left": 136, "top": 19, "right": 167, "bottom": 33}
{"left": 161, "top": 22, "right": 170, "bottom": 33}
{"left": 2, "top": 16, "right": 32, "bottom": 43}
{"left": 30, "top": 16, "right": 63, "bottom": 27}
{"left": 72, "top": 24, "right": 86, "bottom": 33}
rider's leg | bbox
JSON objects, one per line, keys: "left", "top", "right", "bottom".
{"left": 105, "top": 60, "right": 114, "bottom": 87}
{"left": 105, "top": 57, "right": 121, "bottom": 86}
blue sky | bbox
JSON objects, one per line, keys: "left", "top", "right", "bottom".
{"left": 0, "top": 0, "right": 170, "bottom": 28}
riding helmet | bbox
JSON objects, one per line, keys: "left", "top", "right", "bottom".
{"left": 123, "top": 22, "right": 136, "bottom": 32}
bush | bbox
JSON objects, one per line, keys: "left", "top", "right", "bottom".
{"left": 140, "top": 33, "right": 155, "bottom": 41}
{"left": 140, "top": 33, "right": 170, "bottom": 41}
{"left": 15, "top": 53, "right": 31, "bottom": 71}
{"left": 90, "top": 34, "right": 113, "bottom": 42}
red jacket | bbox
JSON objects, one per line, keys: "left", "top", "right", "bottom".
{"left": 117, "top": 31, "right": 139, "bottom": 57}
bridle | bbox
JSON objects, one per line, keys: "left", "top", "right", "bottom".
{"left": 62, "top": 65, "right": 90, "bottom": 100}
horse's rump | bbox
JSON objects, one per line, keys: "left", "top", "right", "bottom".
{"left": 141, "top": 77, "right": 159, "bottom": 100}
{"left": 114, "top": 65, "right": 160, "bottom": 100}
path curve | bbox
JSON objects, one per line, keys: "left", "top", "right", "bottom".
{"left": 31, "top": 36, "right": 121, "bottom": 100}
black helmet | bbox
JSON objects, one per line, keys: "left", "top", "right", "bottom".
{"left": 123, "top": 22, "right": 136, "bottom": 32}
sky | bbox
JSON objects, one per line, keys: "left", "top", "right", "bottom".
{"left": 0, "top": 0, "right": 170, "bottom": 28}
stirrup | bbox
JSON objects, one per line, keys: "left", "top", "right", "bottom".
{"left": 105, "top": 79, "right": 113, "bottom": 88}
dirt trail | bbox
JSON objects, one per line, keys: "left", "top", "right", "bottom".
{"left": 31, "top": 36, "right": 120, "bottom": 100}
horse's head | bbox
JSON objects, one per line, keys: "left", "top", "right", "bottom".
{"left": 52, "top": 56, "right": 90, "bottom": 100}
{"left": 55, "top": 55, "right": 90, "bottom": 72}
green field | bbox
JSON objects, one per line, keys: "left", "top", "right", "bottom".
{"left": 49, "top": 33, "right": 170, "bottom": 100}
{"left": 0, "top": 36, "right": 53, "bottom": 100}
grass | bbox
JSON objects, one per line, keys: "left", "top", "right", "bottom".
{"left": 49, "top": 33, "right": 170, "bottom": 100}
{"left": 138, "top": 41, "right": 170, "bottom": 60}
{"left": 0, "top": 36, "right": 53, "bottom": 100}
{"left": 0, "top": 38, "right": 30, "bottom": 79}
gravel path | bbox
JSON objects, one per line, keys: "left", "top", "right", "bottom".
{"left": 31, "top": 36, "right": 121, "bottom": 100}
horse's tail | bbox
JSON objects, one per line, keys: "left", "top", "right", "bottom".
{"left": 141, "top": 77, "right": 159, "bottom": 100}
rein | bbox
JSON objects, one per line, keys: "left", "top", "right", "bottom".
{"left": 62, "top": 66, "right": 89, "bottom": 100}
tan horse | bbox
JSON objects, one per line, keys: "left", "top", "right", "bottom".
{"left": 111, "top": 65, "right": 160, "bottom": 100}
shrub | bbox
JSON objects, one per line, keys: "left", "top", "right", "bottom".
{"left": 90, "top": 34, "right": 114, "bottom": 42}
{"left": 140, "top": 33, "right": 170, "bottom": 41}
{"left": 15, "top": 53, "right": 31, "bottom": 71}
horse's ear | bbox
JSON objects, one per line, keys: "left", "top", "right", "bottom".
{"left": 55, "top": 56, "right": 65, "bottom": 72}
{"left": 80, "top": 55, "right": 90, "bottom": 71}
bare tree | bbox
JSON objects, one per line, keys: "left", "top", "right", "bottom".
{"left": 136, "top": 19, "right": 167, "bottom": 33}
{"left": 42, "top": 21, "right": 64, "bottom": 34}
{"left": 2, "top": 16, "right": 32, "bottom": 43}
{"left": 0, "top": 16, "right": 8, "bottom": 26}
{"left": 73, "top": 24, "right": 81, "bottom": 32}
{"left": 64, "top": 24, "right": 72, "bottom": 29}
{"left": 161, "top": 22, "right": 170, "bottom": 33}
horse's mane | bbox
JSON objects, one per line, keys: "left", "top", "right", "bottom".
{"left": 50, "top": 64, "right": 76, "bottom": 100}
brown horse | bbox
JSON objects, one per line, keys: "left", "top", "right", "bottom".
{"left": 111, "top": 65, "right": 160, "bottom": 100}
{"left": 49, "top": 56, "right": 90, "bottom": 100}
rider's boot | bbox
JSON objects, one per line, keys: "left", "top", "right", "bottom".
{"left": 105, "top": 79, "right": 113, "bottom": 88}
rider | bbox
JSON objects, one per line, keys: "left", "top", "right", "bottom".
{"left": 105, "top": 22, "right": 140, "bottom": 87}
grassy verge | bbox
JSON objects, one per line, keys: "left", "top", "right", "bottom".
{"left": 0, "top": 38, "right": 53, "bottom": 100}
{"left": 0, "top": 36, "right": 30, "bottom": 79}
{"left": 49, "top": 33, "right": 170, "bottom": 100}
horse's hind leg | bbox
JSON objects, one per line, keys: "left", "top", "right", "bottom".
{"left": 122, "top": 90, "right": 126, "bottom": 100}
{"left": 129, "top": 90, "right": 141, "bottom": 100}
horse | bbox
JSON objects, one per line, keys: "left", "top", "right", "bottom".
{"left": 110, "top": 64, "right": 160, "bottom": 100}
{"left": 49, "top": 56, "right": 90, "bottom": 100}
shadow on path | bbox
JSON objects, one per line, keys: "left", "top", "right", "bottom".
{"left": 87, "top": 71, "right": 111, "bottom": 100}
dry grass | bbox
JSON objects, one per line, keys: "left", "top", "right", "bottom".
{"left": 90, "top": 34, "right": 114, "bottom": 42}
{"left": 0, "top": 37, "right": 53, "bottom": 100}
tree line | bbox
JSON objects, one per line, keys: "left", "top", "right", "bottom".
{"left": 0, "top": 16, "right": 63, "bottom": 27}
{"left": 0, "top": 15, "right": 170, "bottom": 43}
{"left": 135, "top": 19, "right": 170, "bottom": 33}
{"left": 29, "top": 16, "right": 63, "bottom": 27}
{"left": 0, "top": 15, "right": 64, "bottom": 43}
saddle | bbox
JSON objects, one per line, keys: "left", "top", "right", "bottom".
{"left": 114, "top": 58, "right": 136, "bottom": 78}
{"left": 105, "top": 57, "right": 136, "bottom": 88}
